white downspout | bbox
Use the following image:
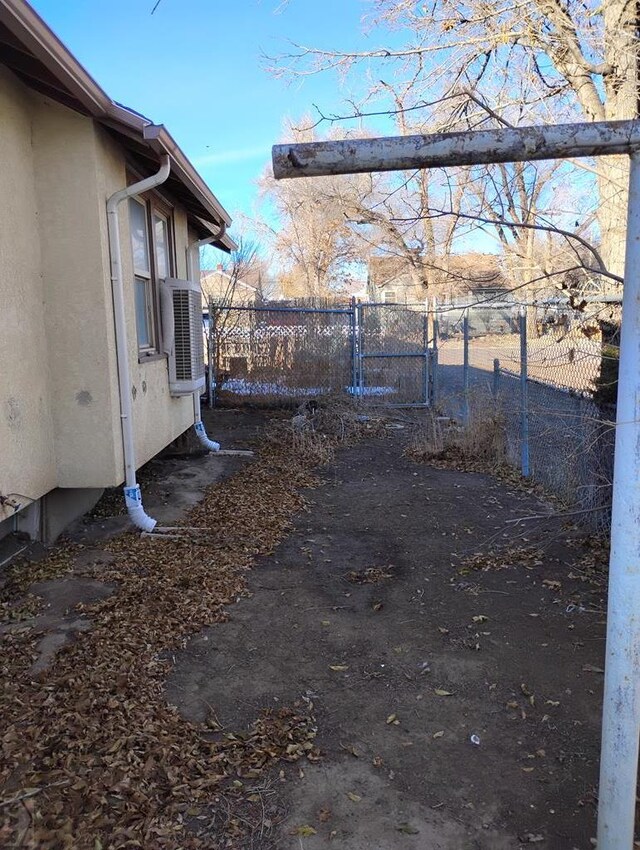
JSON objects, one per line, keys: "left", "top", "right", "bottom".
{"left": 106, "top": 155, "right": 171, "bottom": 532}
{"left": 187, "top": 223, "right": 227, "bottom": 453}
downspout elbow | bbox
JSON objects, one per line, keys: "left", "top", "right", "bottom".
{"left": 194, "top": 421, "right": 220, "bottom": 452}
{"left": 124, "top": 485, "right": 157, "bottom": 532}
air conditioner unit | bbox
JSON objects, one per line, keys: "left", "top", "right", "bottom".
{"left": 160, "top": 278, "right": 205, "bottom": 396}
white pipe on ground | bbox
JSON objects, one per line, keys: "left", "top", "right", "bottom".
{"left": 106, "top": 155, "right": 171, "bottom": 532}
{"left": 596, "top": 151, "right": 640, "bottom": 850}
{"left": 187, "top": 225, "right": 227, "bottom": 453}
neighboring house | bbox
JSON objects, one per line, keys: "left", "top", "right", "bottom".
{"left": 201, "top": 265, "right": 259, "bottom": 309}
{"left": 367, "top": 253, "right": 510, "bottom": 304}
{"left": 367, "top": 255, "right": 424, "bottom": 304}
{"left": 0, "top": 0, "right": 235, "bottom": 543}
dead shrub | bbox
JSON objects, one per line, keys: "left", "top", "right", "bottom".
{"left": 264, "top": 395, "right": 385, "bottom": 467}
{"left": 407, "top": 401, "right": 507, "bottom": 472}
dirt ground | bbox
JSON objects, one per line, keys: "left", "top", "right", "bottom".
{"left": 1, "top": 408, "right": 608, "bottom": 849}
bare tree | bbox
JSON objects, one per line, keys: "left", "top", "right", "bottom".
{"left": 269, "top": 0, "right": 638, "bottom": 278}
{"left": 259, "top": 122, "right": 361, "bottom": 296}
{"left": 202, "top": 237, "right": 267, "bottom": 392}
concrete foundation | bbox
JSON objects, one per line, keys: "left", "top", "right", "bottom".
{"left": 42, "top": 487, "right": 104, "bottom": 543}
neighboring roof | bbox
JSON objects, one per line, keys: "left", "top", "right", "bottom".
{"left": 0, "top": 0, "right": 236, "bottom": 250}
{"left": 368, "top": 252, "right": 507, "bottom": 290}
{"left": 201, "top": 269, "right": 258, "bottom": 293}
{"left": 368, "top": 255, "right": 415, "bottom": 288}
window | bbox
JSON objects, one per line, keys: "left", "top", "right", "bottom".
{"left": 383, "top": 288, "right": 397, "bottom": 303}
{"left": 128, "top": 195, "right": 174, "bottom": 355}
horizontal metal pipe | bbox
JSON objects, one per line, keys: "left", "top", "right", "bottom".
{"left": 215, "top": 305, "right": 353, "bottom": 315}
{"left": 361, "top": 351, "right": 427, "bottom": 358}
{"left": 273, "top": 119, "right": 640, "bottom": 179}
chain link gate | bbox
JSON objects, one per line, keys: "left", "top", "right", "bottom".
{"left": 353, "top": 302, "right": 431, "bottom": 407}
{"left": 208, "top": 299, "right": 432, "bottom": 407}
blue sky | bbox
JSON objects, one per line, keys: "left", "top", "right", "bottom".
{"left": 30, "top": 0, "right": 385, "bottom": 230}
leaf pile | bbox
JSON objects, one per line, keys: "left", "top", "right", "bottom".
{"left": 0, "top": 421, "right": 337, "bottom": 849}
{"left": 346, "top": 566, "right": 393, "bottom": 585}
{"left": 455, "top": 546, "right": 544, "bottom": 575}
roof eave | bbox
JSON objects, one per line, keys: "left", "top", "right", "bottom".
{"left": 0, "top": 0, "right": 234, "bottom": 241}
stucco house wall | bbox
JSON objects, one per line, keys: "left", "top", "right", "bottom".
{"left": 0, "top": 66, "right": 57, "bottom": 513}
{"left": 0, "top": 63, "right": 227, "bottom": 538}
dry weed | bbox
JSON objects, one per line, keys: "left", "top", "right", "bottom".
{"left": 406, "top": 406, "right": 507, "bottom": 473}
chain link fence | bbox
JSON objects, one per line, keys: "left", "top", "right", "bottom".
{"left": 209, "top": 296, "right": 617, "bottom": 530}
{"left": 434, "top": 301, "right": 617, "bottom": 531}
{"left": 207, "top": 298, "right": 354, "bottom": 404}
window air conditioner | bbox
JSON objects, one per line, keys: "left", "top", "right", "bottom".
{"left": 160, "top": 278, "right": 205, "bottom": 396}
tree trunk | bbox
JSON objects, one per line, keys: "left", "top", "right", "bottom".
{"left": 597, "top": 157, "right": 629, "bottom": 282}
{"left": 597, "top": 0, "right": 639, "bottom": 280}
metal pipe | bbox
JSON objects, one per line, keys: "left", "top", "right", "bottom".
{"left": 273, "top": 119, "right": 640, "bottom": 179}
{"left": 492, "top": 358, "right": 500, "bottom": 399}
{"left": 432, "top": 298, "right": 439, "bottom": 406}
{"left": 357, "top": 302, "right": 364, "bottom": 395}
{"left": 361, "top": 351, "right": 428, "bottom": 359}
{"left": 597, "top": 151, "right": 640, "bottom": 850}
{"left": 423, "top": 306, "right": 430, "bottom": 407}
{"left": 218, "top": 304, "right": 353, "bottom": 315}
{"left": 349, "top": 297, "right": 358, "bottom": 397}
{"left": 106, "top": 155, "right": 171, "bottom": 533}
{"left": 463, "top": 313, "right": 470, "bottom": 426}
{"left": 519, "top": 306, "right": 530, "bottom": 477}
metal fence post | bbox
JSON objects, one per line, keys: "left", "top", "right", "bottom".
{"left": 492, "top": 358, "right": 500, "bottom": 400}
{"left": 422, "top": 304, "right": 430, "bottom": 406}
{"left": 432, "top": 298, "right": 439, "bottom": 407}
{"left": 357, "top": 302, "right": 364, "bottom": 397}
{"left": 208, "top": 302, "right": 216, "bottom": 409}
{"left": 349, "top": 296, "right": 358, "bottom": 398}
{"left": 463, "top": 312, "right": 470, "bottom": 426}
{"left": 519, "top": 306, "right": 530, "bottom": 477}
{"left": 597, "top": 151, "right": 640, "bottom": 850}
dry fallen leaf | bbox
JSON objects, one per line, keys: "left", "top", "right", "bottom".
{"left": 329, "top": 664, "right": 349, "bottom": 672}
{"left": 582, "top": 664, "right": 605, "bottom": 674}
{"left": 397, "top": 823, "right": 420, "bottom": 834}
{"left": 433, "top": 730, "right": 445, "bottom": 739}
{"left": 434, "top": 689, "right": 453, "bottom": 697}
{"left": 347, "top": 791, "right": 362, "bottom": 802}
{"left": 318, "top": 808, "right": 331, "bottom": 823}
{"left": 294, "top": 825, "right": 317, "bottom": 837}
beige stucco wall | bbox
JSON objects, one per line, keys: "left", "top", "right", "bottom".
{"left": 1, "top": 67, "right": 198, "bottom": 514}
{"left": 0, "top": 67, "right": 57, "bottom": 523}
{"left": 94, "top": 128, "right": 193, "bottom": 479}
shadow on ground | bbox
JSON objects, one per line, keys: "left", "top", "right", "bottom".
{"left": 167, "top": 425, "right": 605, "bottom": 850}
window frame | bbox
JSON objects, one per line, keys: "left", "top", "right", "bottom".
{"left": 383, "top": 288, "right": 397, "bottom": 304}
{"left": 127, "top": 187, "right": 176, "bottom": 361}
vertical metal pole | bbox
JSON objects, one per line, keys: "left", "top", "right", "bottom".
{"left": 423, "top": 302, "right": 430, "bottom": 406}
{"left": 492, "top": 358, "right": 500, "bottom": 400}
{"left": 519, "top": 306, "right": 530, "bottom": 477}
{"left": 208, "top": 302, "right": 216, "bottom": 409}
{"left": 597, "top": 151, "right": 640, "bottom": 850}
{"left": 350, "top": 297, "right": 358, "bottom": 398}
{"left": 357, "top": 302, "right": 364, "bottom": 397}
{"left": 463, "top": 312, "right": 470, "bottom": 426}
{"left": 432, "top": 297, "right": 439, "bottom": 407}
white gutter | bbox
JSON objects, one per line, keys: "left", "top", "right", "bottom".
{"left": 106, "top": 155, "right": 171, "bottom": 532}
{"left": 187, "top": 224, "right": 227, "bottom": 453}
